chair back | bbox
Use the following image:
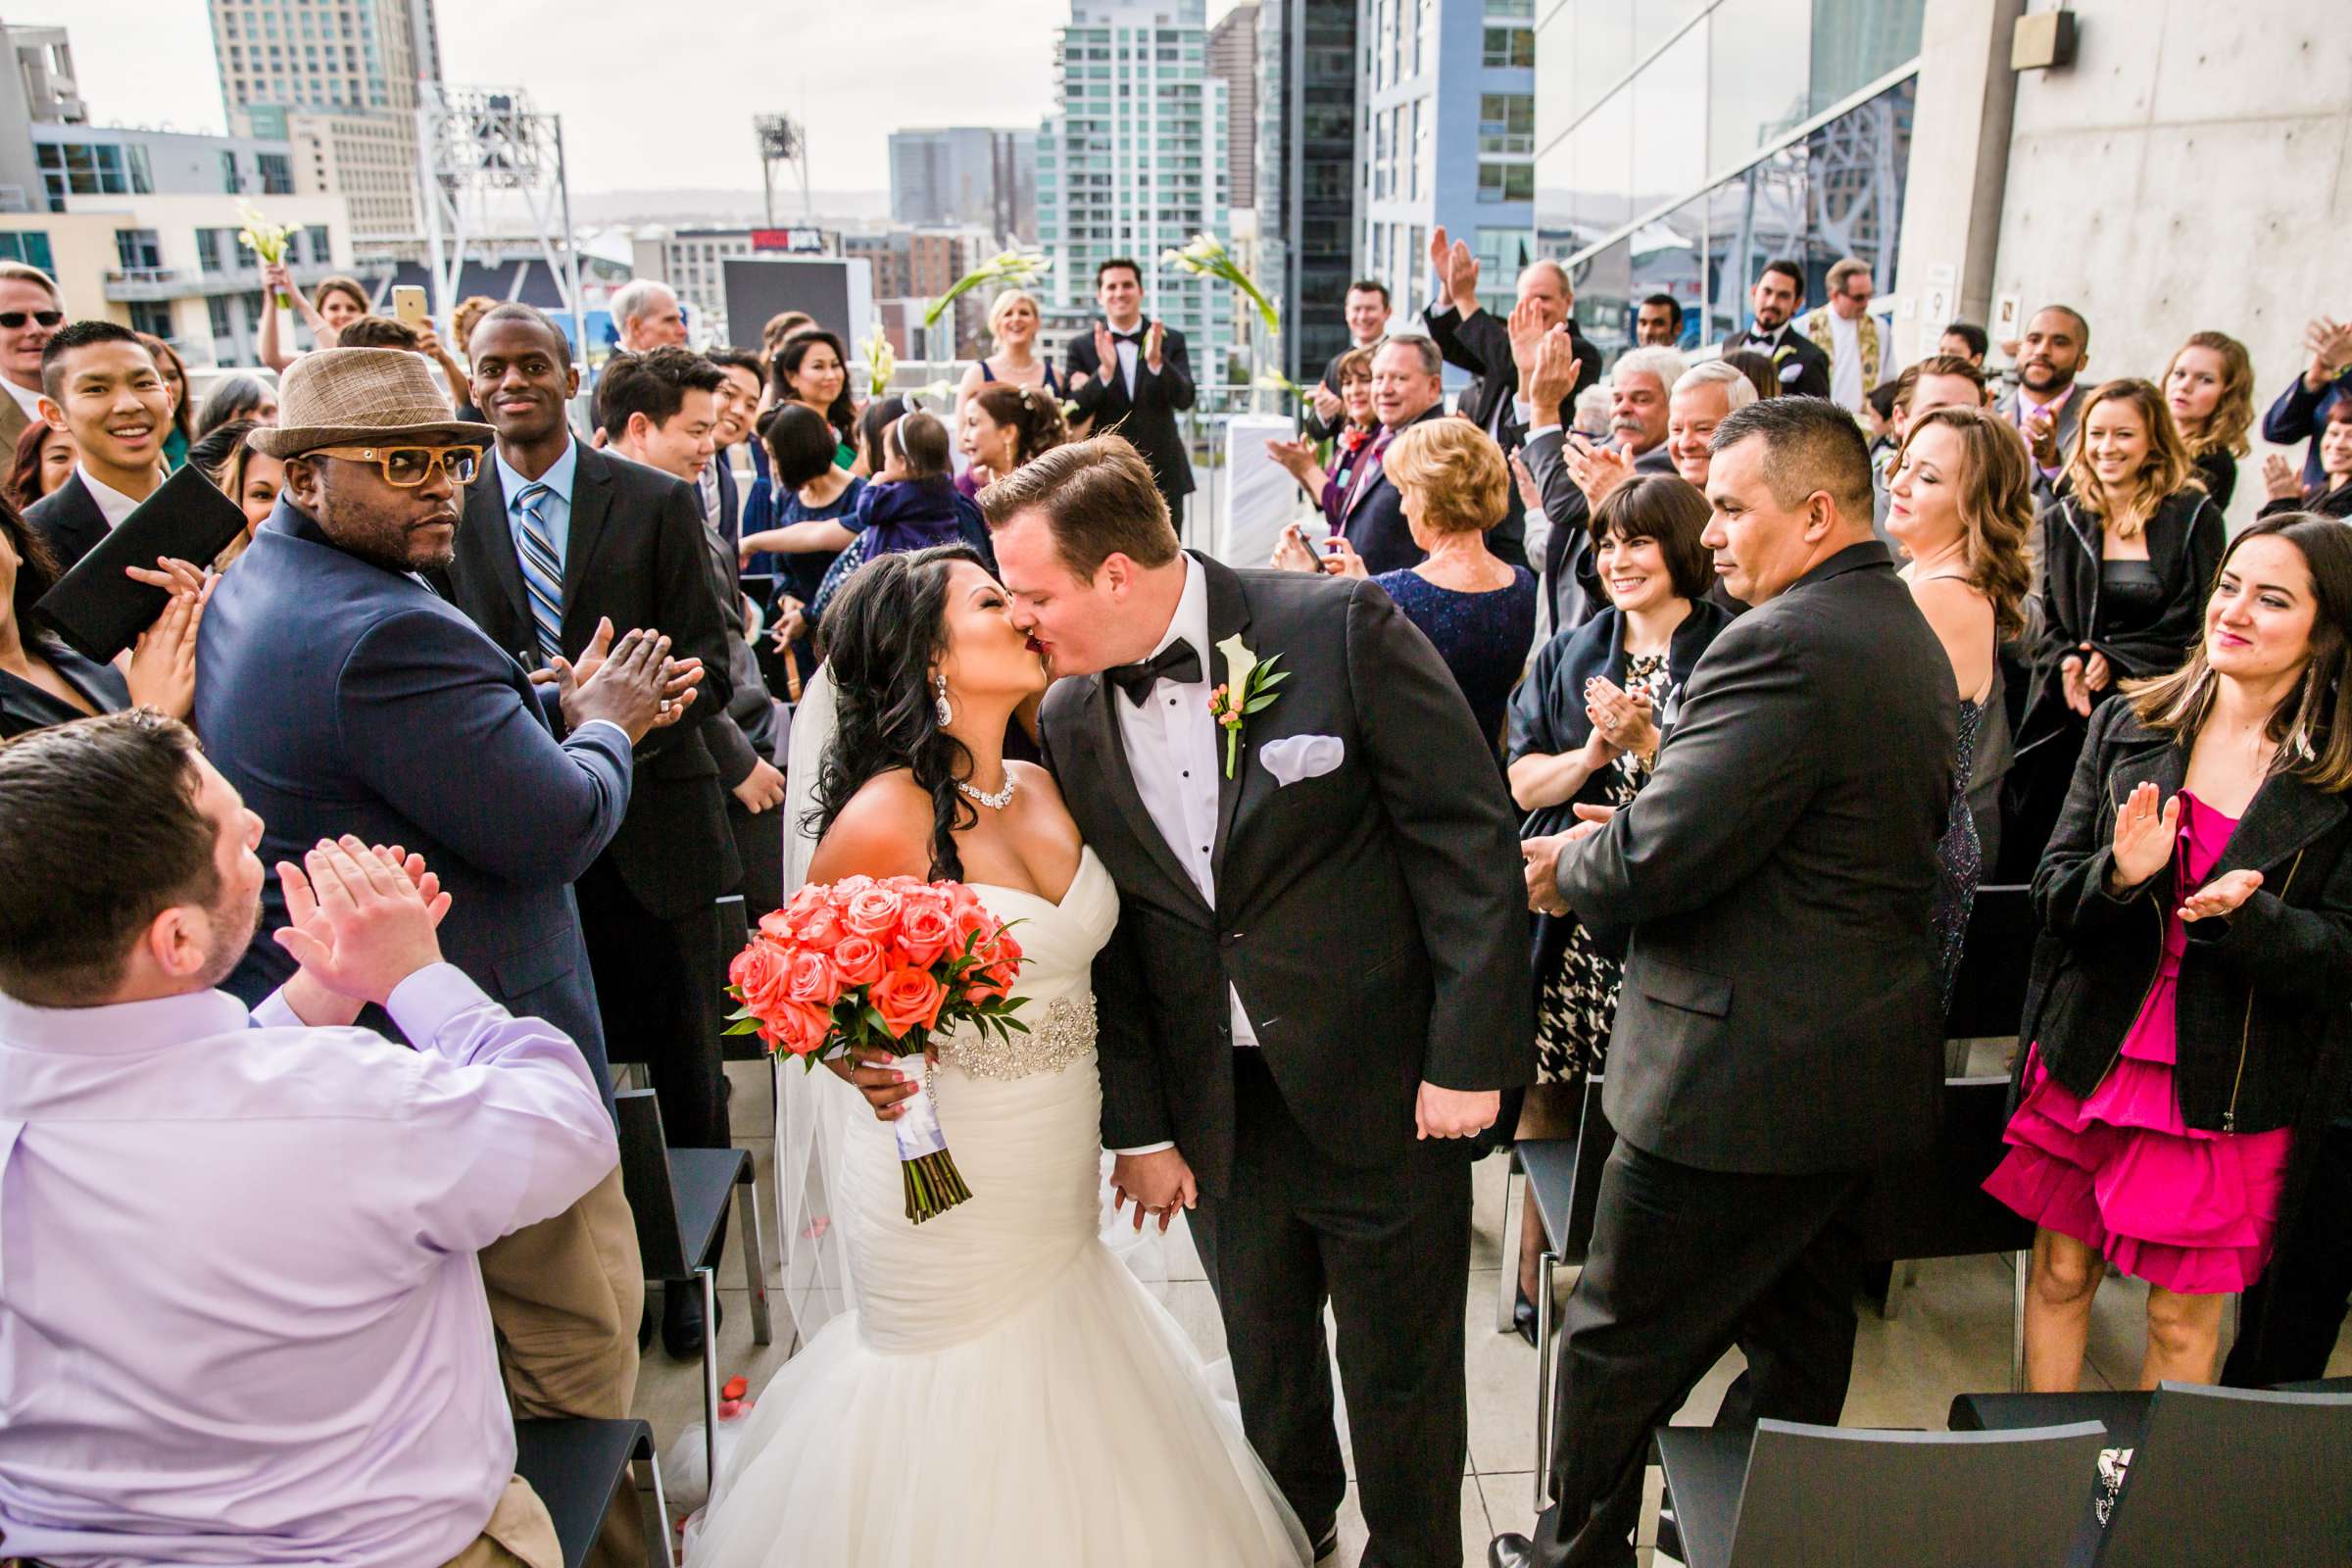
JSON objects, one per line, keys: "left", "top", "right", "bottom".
{"left": 2094, "top": 1382, "right": 2352, "bottom": 1566}
{"left": 1943, "top": 882, "right": 2034, "bottom": 1040}
{"left": 1857, "top": 1075, "right": 2035, "bottom": 1264}
{"left": 1727, "top": 1418, "right": 2107, "bottom": 1567}
{"left": 1520, "top": 1076, "right": 1616, "bottom": 1265}
{"left": 613, "top": 1089, "right": 689, "bottom": 1277}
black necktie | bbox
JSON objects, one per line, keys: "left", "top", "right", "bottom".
{"left": 1106, "top": 640, "right": 1202, "bottom": 706}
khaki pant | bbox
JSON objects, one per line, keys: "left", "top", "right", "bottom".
{"left": 438, "top": 1476, "right": 564, "bottom": 1568}
{"left": 482, "top": 1165, "right": 649, "bottom": 1568}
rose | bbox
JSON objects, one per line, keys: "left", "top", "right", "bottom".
{"left": 826, "top": 874, "right": 876, "bottom": 908}
{"left": 898, "top": 899, "right": 957, "bottom": 965}
{"left": 763, "top": 884, "right": 830, "bottom": 940}
{"left": 870, "top": 963, "right": 948, "bottom": 1039}
{"left": 729, "top": 939, "right": 795, "bottom": 1017}
{"left": 794, "top": 903, "right": 847, "bottom": 952}
{"left": 785, "top": 948, "right": 843, "bottom": 1008}
{"left": 828, "top": 931, "right": 888, "bottom": 989}
{"left": 953, "top": 902, "right": 997, "bottom": 954}
{"left": 760, "top": 999, "right": 831, "bottom": 1057}
{"left": 843, "top": 884, "right": 906, "bottom": 940}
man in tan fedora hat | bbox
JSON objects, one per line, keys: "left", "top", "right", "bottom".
{"left": 196, "top": 350, "right": 700, "bottom": 1559}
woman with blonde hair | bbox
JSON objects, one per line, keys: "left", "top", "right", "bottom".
{"left": 2002, "top": 378, "right": 2227, "bottom": 876}
{"left": 2162, "top": 330, "right": 2256, "bottom": 511}
{"left": 1885, "top": 404, "right": 2035, "bottom": 988}
{"left": 1274, "top": 417, "right": 1535, "bottom": 757}
{"left": 954, "top": 289, "right": 1061, "bottom": 412}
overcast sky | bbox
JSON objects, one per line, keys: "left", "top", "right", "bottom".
{"left": 54, "top": 0, "right": 1236, "bottom": 194}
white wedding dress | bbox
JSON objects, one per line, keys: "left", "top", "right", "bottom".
{"left": 687, "top": 848, "right": 1310, "bottom": 1567}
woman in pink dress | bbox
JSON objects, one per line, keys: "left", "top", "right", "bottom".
{"left": 1988, "top": 514, "right": 2352, "bottom": 1391}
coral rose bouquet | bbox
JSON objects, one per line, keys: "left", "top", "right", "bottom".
{"left": 728, "top": 875, "right": 1027, "bottom": 1222}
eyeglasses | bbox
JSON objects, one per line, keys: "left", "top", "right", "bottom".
{"left": 0, "top": 310, "right": 64, "bottom": 329}
{"left": 306, "top": 444, "right": 482, "bottom": 486}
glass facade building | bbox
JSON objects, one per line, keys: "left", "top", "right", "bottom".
{"left": 1254, "top": 0, "right": 1360, "bottom": 382}
{"left": 1534, "top": 0, "right": 1923, "bottom": 354}
{"left": 1037, "top": 0, "right": 1236, "bottom": 382}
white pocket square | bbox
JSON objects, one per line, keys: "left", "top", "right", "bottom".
{"left": 1260, "top": 733, "right": 1345, "bottom": 786}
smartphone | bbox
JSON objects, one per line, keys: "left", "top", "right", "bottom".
{"left": 391, "top": 284, "right": 429, "bottom": 331}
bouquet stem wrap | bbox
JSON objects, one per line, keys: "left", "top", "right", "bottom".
{"left": 727, "top": 874, "right": 1028, "bottom": 1225}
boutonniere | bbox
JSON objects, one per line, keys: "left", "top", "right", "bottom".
{"left": 1206, "top": 634, "right": 1288, "bottom": 779}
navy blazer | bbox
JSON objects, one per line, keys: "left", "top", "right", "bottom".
{"left": 196, "top": 500, "right": 634, "bottom": 1097}
{"left": 24, "top": 471, "right": 110, "bottom": 575}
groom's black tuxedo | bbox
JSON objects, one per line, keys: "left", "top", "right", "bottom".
{"left": 1042, "top": 551, "right": 1533, "bottom": 1567}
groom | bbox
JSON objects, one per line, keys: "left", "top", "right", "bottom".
{"left": 985, "top": 437, "right": 1535, "bottom": 1567}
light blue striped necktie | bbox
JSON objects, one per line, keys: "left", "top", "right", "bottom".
{"left": 513, "top": 481, "right": 564, "bottom": 667}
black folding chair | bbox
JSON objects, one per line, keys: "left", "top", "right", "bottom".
{"left": 1655, "top": 1417, "right": 2107, "bottom": 1568}
{"left": 613, "top": 1089, "right": 772, "bottom": 1494}
{"left": 512, "top": 1417, "right": 672, "bottom": 1568}
{"left": 2090, "top": 1382, "right": 2352, "bottom": 1566}
{"left": 1496, "top": 1075, "right": 1615, "bottom": 1511}
{"left": 1942, "top": 883, "right": 2035, "bottom": 1043}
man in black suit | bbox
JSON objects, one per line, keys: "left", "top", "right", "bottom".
{"left": 704, "top": 348, "right": 762, "bottom": 549}
{"left": 1300, "top": 276, "right": 1394, "bottom": 441}
{"left": 1494, "top": 398, "right": 1956, "bottom": 1568}
{"left": 26, "top": 321, "right": 170, "bottom": 571}
{"left": 447, "top": 315, "right": 739, "bottom": 1359}
{"left": 199, "top": 345, "right": 700, "bottom": 1448}
{"left": 1064, "top": 257, "right": 1196, "bottom": 525}
{"left": 1720, "top": 259, "right": 1833, "bottom": 400}
{"left": 987, "top": 437, "right": 1535, "bottom": 1568}
{"left": 1331, "top": 335, "right": 1450, "bottom": 577}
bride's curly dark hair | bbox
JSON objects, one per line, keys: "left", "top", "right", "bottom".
{"left": 809, "top": 544, "right": 987, "bottom": 880}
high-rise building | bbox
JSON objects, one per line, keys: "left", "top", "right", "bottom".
{"left": 1206, "top": 4, "right": 1257, "bottom": 212}
{"left": 206, "top": 0, "right": 441, "bottom": 246}
{"left": 1036, "top": 0, "right": 1233, "bottom": 382}
{"left": 1358, "top": 0, "right": 1535, "bottom": 327}
{"left": 888, "top": 127, "right": 1039, "bottom": 240}
{"left": 1252, "top": 0, "right": 1359, "bottom": 383}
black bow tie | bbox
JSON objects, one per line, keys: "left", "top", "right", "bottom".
{"left": 1106, "top": 640, "right": 1202, "bottom": 705}
{"left": 1108, "top": 327, "right": 1147, "bottom": 344}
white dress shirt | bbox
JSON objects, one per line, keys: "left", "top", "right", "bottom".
{"left": 1108, "top": 319, "right": 1143, "bottom": 397}
{"left": 0, "top": 963, "right": 617, "bottom": 1566}
{"left": 1110, "top": 556, "right": 1259, "bottom": 1155}
{"left": 74, "top": 464, "right": 147, "bottom": 530}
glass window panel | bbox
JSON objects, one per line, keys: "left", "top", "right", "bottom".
{"left": 1708, "top": 0, "right": 1813, "bottom": 172}
{"left": 1564, "top": 85, "right": 1632, "bottom": 247}
{"left": 1702, "top": 137, "right": 1807, "bottom": 342}
{"left": 1571, "top": 0, "right": 1633, "bottom": 114}
{"left": 1634, "top": 0, "right": 1707, "bottom": 61}
{"left": 1809, "top": 0, "right": 1925, "bottom": 115}
{"left": 1801, "top": 75, "right": 1914, "bottom": 284}
{"left": 1569, "top": 237, "right": 1633, "bottom": 357}
{"left": 1629, "top": 197, "right": 1706, "bottom": 350}
{"left": 1630, "top": 19, "right": 1706, "bottom": 212}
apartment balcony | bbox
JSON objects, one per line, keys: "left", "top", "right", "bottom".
{"left": 103, "top": 258, "right": 355, "bottom": 303}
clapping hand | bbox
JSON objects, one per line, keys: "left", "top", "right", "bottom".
{"left": 1092, "top": 322, "right": 1117, "bottom": 380}
{"left": 2180, "top": 867, "right": 2263, "bottom": 924}
{"left": 2304, "top": 317, "right": 2352, "bottom": 387}
{"left": 2263, "top": 452, "right": 2303, "bottom": 502}
{"left": 1310, "top": 382, "right": 1345, "bottom": 423}
{"left": 1264, "top": 435, "right": 1321, "bottom": 488}
{"left": 2023, "top": 407, "right": 2060, "bottom": 468}
{"left": 2107, "top": 781, "right": 2180, "bottom": 894}
{"left": 1528, "top": 331, "right": 1583, "bottom": 422}
{"left": 272, "top": 836, "right": 451, "bottom": 1012}
{"left": 2059, "top": 652, "right": 2093, "bottom": 716}
{"left": 1566, "top": 437, "right": 1635, "bottom": 510}
{"left": 1511, "top": 454, "right": 1544, "bottom": 515}
{"left": 1585, "top": 675, "right": 1658, "bottom": 761}
{"left": 1508, "top": 295, "right": 1547, "bottom": 376}
{"left": 1521, "top": 832, "right": 1572, "bottom": 915}
{"left": 1144, "top": 321, "right": 1165, "bottom": 374}
{"left": 539, "top": 618, "right": 703, "bottom": 741}
{"left": 2082, "top": 650, "right": 2113, "bottom": 694}
{"left": 1446, "top": 239, "right": 1482, "bottom": 317}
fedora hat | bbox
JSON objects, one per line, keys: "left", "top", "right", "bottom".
{"left": 249, "top": 347, "right": 496, "bottom": 459}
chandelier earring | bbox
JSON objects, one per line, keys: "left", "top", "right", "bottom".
{"left": 934, "top": 671, "right": 955, "bottom": 726}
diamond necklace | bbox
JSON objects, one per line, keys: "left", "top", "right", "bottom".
{"left": 956, "top": 772, "right": 1017, "bottom": 810}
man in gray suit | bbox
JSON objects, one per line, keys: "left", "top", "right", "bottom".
{"left": 1494, "top": 397, "right": 1957, "bottom": 1568}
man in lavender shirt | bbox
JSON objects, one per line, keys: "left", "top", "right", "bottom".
{"left": 0, "top": 711, "right": 617, "bottom": 1568}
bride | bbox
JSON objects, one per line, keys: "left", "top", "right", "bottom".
{"left": 687, "top": 546, "right": 1310, "bottom": 1567}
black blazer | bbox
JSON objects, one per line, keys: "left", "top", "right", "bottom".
{"left": 1428, "top": 303, "right": 1601, "bottom": 437}
{"left": 1520, "top": 427, "right": 1678, "bottom": 634}
{"left": 2032, "top": 487, "right": 2226, "bottom": 690}
{"left": 0, "top": 632, "right": 128, "bottom": 739}
{"left": 2024, "top": 700, "right": 2352, "bottom": 1136}
{"left": 24, "top": 471, "right": 110, "bottom": 574}
{"left": 1065, "top": 319, "right": 1197, "bottom": 499}
{"left": 1336, "top": 404, "right": 1447, "bottom": 578}
{"left": 1723, "top": 325, "right": 1832, "bottom": 401}
{"left": 197, "top": 501, "right": 634, "bottom": 1095}
{"left": 445, "top": 443, "right": 739, "bottom": 919}
{"left": 1042, "top": 554, "right": 1535, "bottom": 1192}
{"left": 1553, "top": 542, "right": 1958, "bottom": 1174}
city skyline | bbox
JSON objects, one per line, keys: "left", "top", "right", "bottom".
{"left": 56, "top": 0, "right": 1249, "bottom": 199}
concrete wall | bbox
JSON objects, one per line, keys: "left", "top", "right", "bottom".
{"left": 1915, "top": 0, "right": 2352, "bottom": 527}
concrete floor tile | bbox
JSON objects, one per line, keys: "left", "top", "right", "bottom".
{"left": 1328, "top": 1476, "right": 1490, "bottom": 1568}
